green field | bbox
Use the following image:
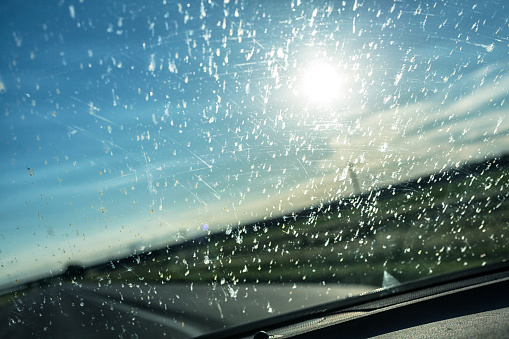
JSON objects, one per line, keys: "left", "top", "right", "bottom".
{"left": 82, "top": 157, "right": 509, "bottom": 288}
{"left": 3, "top": 157, "right": 508, "bottom": 305}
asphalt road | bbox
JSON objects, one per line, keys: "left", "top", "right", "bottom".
{"left": 0, "top": 281, "right": 374, "bottom": 338}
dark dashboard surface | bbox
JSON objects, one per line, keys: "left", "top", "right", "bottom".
{"left": 199, "top": 263, "right": 509, "bottom": 339}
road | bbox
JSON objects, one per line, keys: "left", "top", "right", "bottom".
{"left": 0, "top": 281, "right": 374, "bottom": 338}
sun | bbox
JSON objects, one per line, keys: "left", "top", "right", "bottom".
{"left": 301, "top": 62, "right": 343, "bottom": 105}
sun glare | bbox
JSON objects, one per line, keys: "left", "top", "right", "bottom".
{"left": 302, "top": 62, "right": 343, "bottom": 105}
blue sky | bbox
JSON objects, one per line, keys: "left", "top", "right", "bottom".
{"left": 1, "top": 0, "right": 508, "bottom": 288}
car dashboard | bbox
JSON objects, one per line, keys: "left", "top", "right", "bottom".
{"left": 197, "top": 262, "right": 509, "bottom": 338}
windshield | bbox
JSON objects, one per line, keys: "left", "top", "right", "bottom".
{"left": 1, "top": 0, "right": 508, "bottom": 337}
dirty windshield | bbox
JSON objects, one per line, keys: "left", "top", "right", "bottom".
{"left": 1, "top": 0, "right": 508, "bottom": 337}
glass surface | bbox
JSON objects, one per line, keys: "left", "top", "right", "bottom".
{"left": 1, "top": 0, "right": 508, "bottom": 337}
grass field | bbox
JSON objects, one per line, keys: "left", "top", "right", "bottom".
{"left": 82, "top": 155, "right": 509, "bottom": 287}
{"left": 2, "top": 156, "right": 508, "bottom": 304}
